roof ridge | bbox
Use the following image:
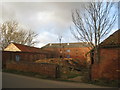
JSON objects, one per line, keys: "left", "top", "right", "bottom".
{"left": 42, "top": 42, "right": 91, "bottom": 48}
{"left": 12, "top": 43, "right": 40, "bottom": 49}
{"left": 100, "top": 29, "right": 120, "bottom": 46}
{"left": 47, "top": 42, "right": 90, "bottom": 44}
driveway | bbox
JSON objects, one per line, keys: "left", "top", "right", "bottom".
{"left": 2, "top": 72, "right": 110, "bottom": 88}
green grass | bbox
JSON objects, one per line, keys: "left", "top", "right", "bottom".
{"left": 2, "top": 69, "right": 80, "bottom": 83}
{"left": 88, "top": 79, "right": 120, "bottom": 87}
{"left": 62, "top": 72, "right": 80, "bottom": 79}
{"left": 77, "top": 68, "right": 119, "bottom": 87}
{"left": 81, "top": 76, "right": 120, "bottom": 87}
{"left": 2, "top": 69, "right": 50, "bottom": 79}
{"left": 60, "top": 69, "right": 81, "bottom": 79}
{"left": 2, "top": 69, "right": 81, "bottom": 82}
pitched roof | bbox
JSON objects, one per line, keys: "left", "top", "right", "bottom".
{"left": 12, "top": 43, "right": 42, "bottom": 53}
{"left": 100, "top": 29, "right": 120, "bottom": 47}
{"left": 42, "top": 42, "right": 91, "bottom": 48}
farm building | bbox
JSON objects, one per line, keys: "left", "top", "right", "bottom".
{"left": 41, "top": 42, "right": 91, "bottom": 64}
{"left": 2, "top": 43, "right": 53, "bottom": 68}
{"left": 91, "top": 29, "right": 120, "bottom": 80}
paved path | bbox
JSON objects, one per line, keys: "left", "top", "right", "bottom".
{"left": 2, "top": 72, "right": 109, "bottom": 88}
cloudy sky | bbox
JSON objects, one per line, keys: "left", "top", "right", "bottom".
{"left": 0, "top": 1, "right": 118, "bottom": 48}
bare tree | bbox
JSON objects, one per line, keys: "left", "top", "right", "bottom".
{"left": 71, "top": 2, "right": 117, "bottom": 63}
{"left": 0, "top": 20, "right": 38, "bottom": 50}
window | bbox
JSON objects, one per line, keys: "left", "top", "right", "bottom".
{"left": 67, "top": 55, "right": 70, "bottom": 58}
{"left": 66, "top": 49, "right": 70, "bottom": 52}
{"left": 15, "top": 55, "right": 20, "bottom": 62}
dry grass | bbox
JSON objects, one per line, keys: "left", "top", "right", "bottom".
{"left": 35, "top": 58, "right": 87, "bottom": 71}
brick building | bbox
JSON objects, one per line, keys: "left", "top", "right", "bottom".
{"left": 91, "top": 29, "right": 120, "bottom": 80}
{"left": 3, "top": 42, "right": 91, "bottom": 67}
{"left": 41, "top": 42, "right": 91, "bottom": 64}
{"left": 4, "top": 43, "right": 47, "bottom": 53}
{"left": 3, "top": 43, "right": 52, "bottom": 67}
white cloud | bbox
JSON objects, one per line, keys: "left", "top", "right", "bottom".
{"left": 0, "top": 2, "right": 85, "bottom": 47}
{"left": 37, "top": 11, "right": 55, "bottom": 23}
{"left": 1, "top": 2, "right": 117, "bottom": 48}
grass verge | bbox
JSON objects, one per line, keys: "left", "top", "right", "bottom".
{"left": 3, "top": 69, "right": 119, "bottom": 87}
{"left": 2, "top": 69, "right": 77, "bottom": 82}
{"left": 2, "top": 69, "right": 50, "bottom": 79}
{"left": 87, "top": 79, "right": 120, "bottom": 87}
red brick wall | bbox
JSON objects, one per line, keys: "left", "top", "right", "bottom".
{"left": 91, "top": 48, "right": 120, "bottom": 80}
{"left": 6, "top": 62, "right": 60, "bottom": 78}
{"left": 42, "top": 48, "right": 59, "bottom": 58}
{"left": 43, "top": 47, "right": 90, "bottom": 63}
{"left": 2, "top": 51, "right": 51, "bottom": 68}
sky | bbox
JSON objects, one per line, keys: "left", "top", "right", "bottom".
{"left": 0, "top": 1, "right": 119, "bottom": 48}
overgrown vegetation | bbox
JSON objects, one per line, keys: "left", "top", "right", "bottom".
{"left": 35, "top": 58, "right": 89, "bottom": 76}
{"left": 60, "top": 67, "right": 81, "bottom": 79}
